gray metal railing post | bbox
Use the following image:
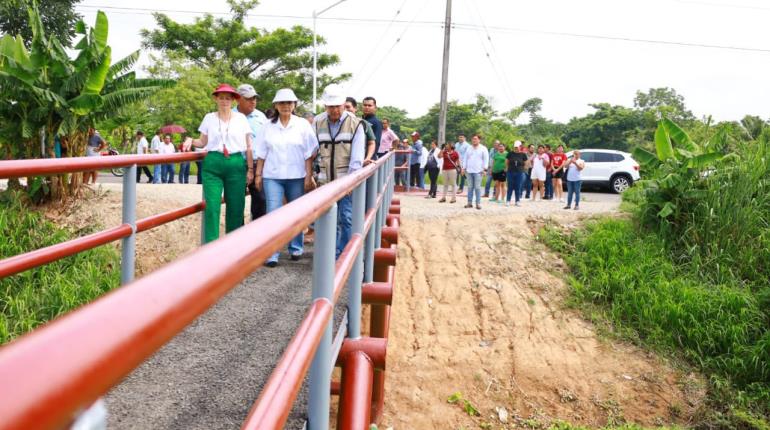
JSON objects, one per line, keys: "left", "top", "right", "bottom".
{"left": 200, "top": 184, "right": 206, "bottom": 245}
{"left": 120, "top": 165, "right": 137, "bottom": 285}
{"left": 347, "top": 181, "right": 366, "bottom": 339}
{"left": 375, "top": 164, "right": 384, "bottom": 249}
{"left": 307, "top": 204, "right": 337, "bottom": 430}
{"left": 363, "top": 171, "right": 377, "bottom": 283}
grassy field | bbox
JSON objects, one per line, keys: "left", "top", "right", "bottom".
{"left": 0, "top": 191, "right": 120, "bottom": 344}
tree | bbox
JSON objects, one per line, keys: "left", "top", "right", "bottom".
{"left": 0, "top": 5, "right": 172, "bottom": 199}
{"left": 377, "top": 106, "right": 413, "bottom": 137}
{"left": 0, "top": 0, "right": 82, "bottom": 48}
{"left": 141, "top": 0, "right": 348, "bottom": 108}
{"left": 561, "top": 103, "right": 642, "bottom": 151}
{"left": 634, "top": 87, "right": 695, "bottom": 125}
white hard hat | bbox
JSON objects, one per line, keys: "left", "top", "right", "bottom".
{"left": 272, "top": 88, "right": 298, "bottom": 103}
{"left": 321, "top": 84, "right": 346, "bottom": 106}
{"left": 514, "top": 140, "right": 522, "bottom": 148}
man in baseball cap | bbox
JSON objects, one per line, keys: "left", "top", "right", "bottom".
{"left": 236, "top": 83, "right": 268, "bottom": 221}
{"left": 409, "top": 131, "right": 423, "bottom": 189}
{"left": 314, "top": 83, "right": 368, "bottom": 258}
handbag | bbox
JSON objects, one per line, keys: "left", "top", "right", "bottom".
{"left": 446, "top": 151, "right": 462, "bottom": 176}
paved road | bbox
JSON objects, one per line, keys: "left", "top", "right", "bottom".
{"left": 105, "top": 245, "right": 349, "bottom": 430}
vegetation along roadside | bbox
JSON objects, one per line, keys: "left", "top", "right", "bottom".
{"left": 540, "top": 119, "right": 770, "bottom": 429}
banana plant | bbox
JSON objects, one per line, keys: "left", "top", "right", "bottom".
{"left": 631, "top": 118, "right": 726, "bottom": 225}
{"left": 0, "top": 2, "right": 173, "bottom": 199}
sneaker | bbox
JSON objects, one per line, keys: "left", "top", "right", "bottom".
{"left": 559, "top": 198, "right": 565, "bottom": 203}
{"left": 515, "top": 201, "right": 521, "bottom": 207}
{"left": 464, "top": 204, "right": 473, "bottom": 208}
{"left": 290, "top": 254, "right": 301, "bottom": 261}
{"left": 489, "top": 198, "right": 497, "bottom": 202}
{"left": 438, "top": 198, "right": 446, "bottom": 203}
{"left": 450, "top": 199, "right": 456, "bottom": 203}
{"left": 505, "top": 201, "right": 510, "bottom": 207}
{"left": 266, "top": 261, "right": 278, "bottom": 268}
{"left": 476, "top": 205, "right": 482, "bottom": 210}
{"left": 574, "top": 206, "right": 579, "bottom": 210}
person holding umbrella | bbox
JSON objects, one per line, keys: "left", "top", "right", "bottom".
{"left": 183, "top": 84, "right": 253, "bottom": 243}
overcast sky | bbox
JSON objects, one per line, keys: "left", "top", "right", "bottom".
{"left": 75, "top": 0, "right": 770, "bottom": 123}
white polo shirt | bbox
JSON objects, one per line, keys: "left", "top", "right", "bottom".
{"left": 198, "top": 111, "right": 252, "bottom": 154}
{"left": 254, "top": 114, "right": 319, "bottom": 180}
{"left": 159, "top": 142, "right": 176, "bottom": 155}
{"left": 136, "top": 137, "right": 149, "bottom": 155}
{"left": 462, "top": 144, "right": 489, "bottom": 174}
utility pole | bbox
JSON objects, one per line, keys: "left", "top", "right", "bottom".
{"left": 437, "top": 0, "right": 452, "bottom": 148}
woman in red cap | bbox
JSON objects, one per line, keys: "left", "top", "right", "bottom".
{"left": 183, "top": 84, "right": 253, "bottom": 243}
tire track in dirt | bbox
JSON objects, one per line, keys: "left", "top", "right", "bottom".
{"left": 381, "top": 196, "right": 705, "bottom": 429}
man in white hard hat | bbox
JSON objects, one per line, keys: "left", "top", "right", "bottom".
{"left": 236, "top": 83, "right": 268, "bottom": 220}
{"left": 314, "top": 84, "right": 367, "bottom": 257}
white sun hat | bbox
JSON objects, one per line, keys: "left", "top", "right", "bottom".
{"left": 514, "top": 140, "right": 522, "bottom": 147}
{"left": 272, "top": 88, "right": 299, "bottom": 103}
{"left": 321, "top": 84, "right": 346, "bottom": 106}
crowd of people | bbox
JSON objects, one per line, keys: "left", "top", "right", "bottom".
{"left": 122, "top": 81, "right": 585, "bottom": 266}
{"left": 395, "top": 134, "right": 585, "bottom": 210}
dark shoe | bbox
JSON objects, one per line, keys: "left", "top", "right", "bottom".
{"left": 290, "top": 254, "right": 301, "bottom": 261}
{"left": 476, "top": 205, "right": 481, "bottom": 210}
{"left": 563, "top": 206, "right": 570, "bottom": 210}
{"left": 482, "top": 194, "right": 489, "bottom": 198}
{"left": 266, "top": 261, "right": 278, "bottom": 268}
{"left": 438, "top": 198, "right": 446, "bottom": 203}
{"left": 464, "top": 204, "right": 473, "bottom": 208}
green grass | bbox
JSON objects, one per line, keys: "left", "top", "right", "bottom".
{"left": 0, "top": 191, "right": 120, "bottom": 344}
{"left": 540, "top": 219, "right": 770, "bottom": 427}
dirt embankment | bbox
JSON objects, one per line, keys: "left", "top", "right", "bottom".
{"left": 381, "top": 196, "right": 705, "bottom": 429}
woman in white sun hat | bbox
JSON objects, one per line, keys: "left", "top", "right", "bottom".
{"left": 254, "top": 88, "right": 319, "bottom": 267}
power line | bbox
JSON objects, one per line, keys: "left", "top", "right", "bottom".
{"left": 347, "top": 0, "right": 410, "bottom": 91}
{"left": 464, "top": 0, "right": 516, "bottom": 107}
{"left": 75, "top": 3, "right": 770, "bottom": 54}
{"left": 350, "top": 0, "right": 431, "bottom": 94}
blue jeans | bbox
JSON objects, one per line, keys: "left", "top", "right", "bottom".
{"left": 418, "top": 167, "right": 425, "bottom": 189}
{"left": 161, "top": 164, "right": 175, "bottom": 183}
{"left": 567, "top": 180, "right": 582, "bottom": 207}
{"left": 178, "top": 162, "right": 190, "bottom": 183}
{"left": 484, "top": 173, "right": 493, "bottom": 196}
{"left": 506, "top": 171, "right": 526, "bottom": 203}
{"left": 153, "top": 164, "right": 162, "bottom": 184}
{"left": 337, "top": 194, "right": 352, "bottom": 258}
{"left": 264, "top": 178, "right": 305, "bottom": 262}
{"left": 466, "top": 173, "right": 482, "bottom": 205}
{"left": 196, "top": 161, "right": 203, "bottom": 184}
{"left": 524, "top": 172, "right": 532, "bottom": 198}
{"left": 545, "top": 171, "right": 553, "bottom": 199}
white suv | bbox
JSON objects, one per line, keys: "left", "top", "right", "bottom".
{"left": 565, "top": 149, "right": 640, "bottom": 193}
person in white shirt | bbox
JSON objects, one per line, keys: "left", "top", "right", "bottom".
{"left": 134, "top": 131, "right": 153, "bottom": 183}
{"left": 183, "top": 84, "right": 253, "bottom": 243}
{"left": 530, "top": 145, "right": 550, "bottom": 201}
{"left": 159, "top": 135, "right": 176, "bottom": 183}
{"left": 150, "top": 130, "right": 162, "bottom": 184}
{"left": 419, "top": 144, "right": 429, "bottom": 190}
{"left": 461, "top": 134, "right": 489, "bottom": 209}
{"left": 253, "top": 88, "right": 318, "bottom": 267}
{"left": 455, "top": 134, "right": 470, "bottom": 192}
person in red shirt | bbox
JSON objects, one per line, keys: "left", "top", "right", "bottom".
{"left": 550, "top": 144, "right": 568, "bottom": 203}
{"left": 438, "top": 142, "right": 461, "bottom": 203}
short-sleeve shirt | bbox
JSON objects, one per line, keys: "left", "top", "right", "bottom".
{"left": 567, "top": 162, "right": 582, "bottom": 181}
{"left": 506, "top": 151, "right": 528, "bottom": 173}
{"left": 136, "top": 137, "right": 149, "bottom": 155}
{"left": 441, "top": 150, "right": 460, "bottom": 171}
{"left": 551, "top": 153, "right": 567, "bottom": 170}
{"left": 492, "top": 151, "right": 507, "bottom": 173}
{"left": 150, "top": 135, "right": 161, "bottom": 153}
{"left": 159, "top": 142, "right": 176, "bottom": 155}
{"left": 198, "top": 111, "right": 252, "bottom": 154}
{"left": 255, "top": 114, "right": 319, "bottom": 180}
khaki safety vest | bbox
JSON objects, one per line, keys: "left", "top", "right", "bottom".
{"left": 314, "top": 114, "right": 363, "bottom": 183}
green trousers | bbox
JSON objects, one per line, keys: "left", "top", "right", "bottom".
{"left": 202, "top": 151, "right": 246, "bottom": 243}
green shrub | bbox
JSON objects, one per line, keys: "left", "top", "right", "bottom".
{"left": 0, "top": 191, "right": 120, "bottom": 343}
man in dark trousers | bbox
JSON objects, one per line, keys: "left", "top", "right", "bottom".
{"left": 409, "top": 131, "right": 423, "bottom": 188}
{"left": 362, "top": 96, "right": 383, "bottom": 157}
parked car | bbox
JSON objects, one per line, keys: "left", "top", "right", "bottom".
{"left": 565, "top": 149, "right": 640, "bottom": 193}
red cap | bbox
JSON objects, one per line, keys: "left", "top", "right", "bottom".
{"left": 211, "top": 83, "right": 240, "bottom": 99}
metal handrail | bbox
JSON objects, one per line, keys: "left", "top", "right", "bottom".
{"left": 0, "top": 152, "right": 397, "bottom": 430}
{"left": 0, "top": 152, "right": 205, "bottom": 178}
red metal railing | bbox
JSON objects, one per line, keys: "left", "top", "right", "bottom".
{"left": 0, "top": 151, "right": 399, "bottom": 429}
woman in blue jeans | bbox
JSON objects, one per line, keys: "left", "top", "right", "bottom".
{"left": 254, "top": 88, "right": 319, "bottom": 267}
{"left": 564, "top": 150, "right": 585, "bottom": 210}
